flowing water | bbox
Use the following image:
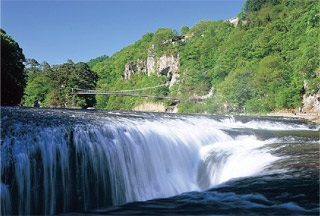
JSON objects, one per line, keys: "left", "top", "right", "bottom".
{"left": 1, "top": 107, "right": 319, "bottom": 215}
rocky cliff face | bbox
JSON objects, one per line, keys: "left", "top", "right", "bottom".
{"left": 303, "top": 92, "right": 320, "bottom": 113}
{"left": 124, "top": 44, "right": 180, "bottom": 87}
{"left": 147, "top": 45, "right": 155, "bottom": 76}
{"left": 137, "top": 59, "right": 146, "bottom": 74}
{"left": 124, "top": 59, "right": 147, "bottom": 79}
{"left": 156, "top": 55, "right": 180, "bottom": 87}
{"left": 227, "top": 17, "right": 239, "bottom": 26}
{"left": 124, "top": 62, "right": 135, "bottom": 80}
{"left": 302, "top": 80, "right": 320, "bottom": 113}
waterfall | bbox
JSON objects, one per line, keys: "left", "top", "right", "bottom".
{"left": 1, "top": 184, "right": 12, "bottom": 215}
{"left": 1, "top": 108, "right": 305, "bottom": 215}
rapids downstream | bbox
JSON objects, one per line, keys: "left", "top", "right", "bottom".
{"left": 1, "top": 107, "right": 319, "bottom": 215}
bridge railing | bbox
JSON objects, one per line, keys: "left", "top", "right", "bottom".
{"left": 72, "top": 87, "right": 179, "bottom": 101}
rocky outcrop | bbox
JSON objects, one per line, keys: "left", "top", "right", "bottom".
{"left": 124, "top": 62, "right": 135, "bottom": 79}
{"left": 303, "top": 92, "right": 320, "bottom": 113}
{"left": 227, "top": 17, "right": 239, "bottom": 26}
{"left": 302, "top": 80, "right": 320, "bottom": 113}
{"left": 137, "top": 59, "right": 146, "bottom": 74}
{"left": 134, "top": 101, "right": 179, "bottom": 113}
{"left": 170, "top": 73, "right": 180, "bottom": 88}
{"left": 157, "top": 55, "right": 179, "bottom": 76}
{"left": 190, "top": 87, "right": 213, "bottom": 101}
{"left": 157, "top": 54, "right": 180, "bottom": 87}
{"left": 147, "top": 45, "right": 155, "bottom": 76}
{"left": 147, "top": 57, "right": 155, "bottom": 76}
{"left": 166, "top": 105, "right": 178, "bottom": 113}
{"left": 124, "top": 45, "right": 180, "bottom": 87}
{"left": 162, "top": 35, "right": 186, "bottom": 46}
{"left": 133, "top": 102, "right": 166, "bottom": 112}
{"left": 124, "top": 59, "right": 147, "bottom": 79}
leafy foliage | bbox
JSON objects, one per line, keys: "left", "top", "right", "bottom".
{"left": 87, "top": 55, "right": 109, "bottom": 69}
{"left": 23, "top": 60, "right": 98, "bottom": 108}
{"left": 1, "top": 29, "right": 26, "bottom": 105}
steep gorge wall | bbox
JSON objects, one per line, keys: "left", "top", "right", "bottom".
{"left": 123, "top": 44, "right": 180, "bottom": 88}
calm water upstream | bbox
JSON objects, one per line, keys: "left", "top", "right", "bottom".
{"left": 1, "top": 106, "right": 319, "bottom": 215}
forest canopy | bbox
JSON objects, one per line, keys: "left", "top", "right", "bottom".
{"left": 23, "top": 60, "right": 98, "bottom": 108}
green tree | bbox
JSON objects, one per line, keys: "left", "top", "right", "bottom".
{"left": 1, "top": 29, "right": 26, "bottom": 105}
{"left": 153, "top": 28, "right": 177, "bottom": 54}
{"left": 240, "top": 0, "right": 280, "bottom": 18}
{"left": 253, "top": 55, "right": 290, "bottom": 110}
{"left": 87, "top": 55, "right": 109, "bottom": 69}
{"left": 180, "top": 26, "right": 189, "bottom": 35}
{"left": 23, "top": 60, "right": 51, "bottom": 107}
{"left": 23, "top": 60, "right": 98, "bottom": 108}
{"left": 71, "top": 62, "right": 98, "bottom": 107}
{"left": 219, "top": 67, "right": 254, "bottom": 111}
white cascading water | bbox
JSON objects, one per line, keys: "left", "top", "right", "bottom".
{"left": 197, "top": 135, "right": 277, "bottom": 189}
{"left": 1, "top": 184, "right": 12, "bottom": 215}
{"left": 1, "top": 113, "right": 298, "bottom": 215}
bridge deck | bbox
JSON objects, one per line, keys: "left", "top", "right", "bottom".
{"left": 76, "top": 90, "right": 179, "bottom": 100}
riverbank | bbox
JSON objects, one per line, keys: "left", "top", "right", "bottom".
{"left": 267, "top": 112, "right": 320, "bottom": 124}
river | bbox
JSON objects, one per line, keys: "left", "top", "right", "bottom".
{"left": 1, "top": 106, "right": 319, "bottom": 215}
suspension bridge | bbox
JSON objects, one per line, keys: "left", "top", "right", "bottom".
{"left": 72, "top": 84, "right": 179, "bottom": 101}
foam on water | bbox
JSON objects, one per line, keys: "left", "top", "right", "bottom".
{"left": 198, "top": 135, "right": 278, "bottom": 188}
{"left": 194, "top": 115, "right": 319, "bottom": 131}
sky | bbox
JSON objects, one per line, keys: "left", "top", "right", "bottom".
{"left": 2, "top": 0, "right": 246, "bottom": 65}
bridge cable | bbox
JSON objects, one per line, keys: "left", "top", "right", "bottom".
{"left": 73, "top": 83, "right": 168, "bottom": 93}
